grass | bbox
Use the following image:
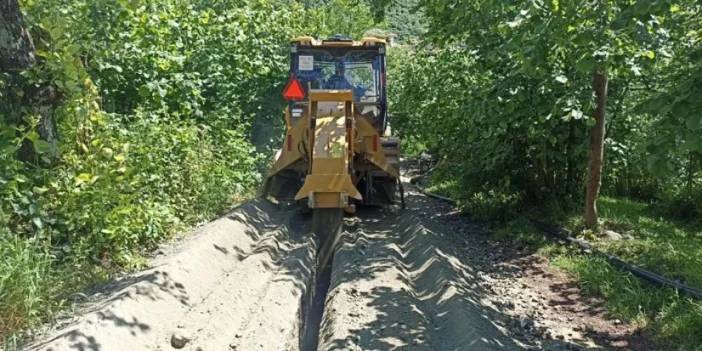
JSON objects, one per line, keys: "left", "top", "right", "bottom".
{"left": 426, "top": 176, "right": 522, "bottom": 221}
{"left": 550, "top": 254, "right": 702, "bottom": 350}
{"left": 565, "top": 197, "right": 702, "bottom": 289}
{"left": 554, "top": 197, "right": 702, "bottom": 350}
{"left": 489, "top": 196, "right": 702, "bottom": 350}
{"left": 0, "top": 231, "right": 61, "bottom": 346}
{"left": 0, "top": 230, "right": 111, "bottom": 349}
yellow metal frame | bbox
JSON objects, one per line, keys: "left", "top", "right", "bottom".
{"left": 292, "top": 90, "right": 361, "bottom": 208}
{"left": 292, "top": 36, "right": 387, "bottom": 47}
{"left": 265, "top": 36, "right": 399, "bottom": 209}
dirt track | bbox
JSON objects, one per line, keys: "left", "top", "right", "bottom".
{"left": 318, "top": 204, "right": 524, "bottom": 350}
{"left": 318, "top": 191, "right": 645, "bottom": 350}
{"left": 25, "top": 187, "right": 645, "bottom": 350}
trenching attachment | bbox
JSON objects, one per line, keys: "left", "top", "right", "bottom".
{"left": 398, "top": 178, "right": 406, "bottom": 209}
{"left": 312, "top": 208, "right": 343, "bottom": 269}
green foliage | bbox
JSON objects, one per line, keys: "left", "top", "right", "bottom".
{"left": 492, "top": 217, "right": 552, "bottom": 248}
{"left": 658, "top": 187, "right": 702, "bottom": 223}
{"left": 301, "top": 0, "right": 390, "bottom": 25}
{"left": 1, "top": 0, "right": 379, "bottom": 342}
{"left": 426, "top": 168, "right": 523, "bottom": 221}
{"left": 40, "top": 109, "right": 261, "bottom": 266}
{"left": 296, "top": 0, "right": 382, "bottom": 39}
{"left": 390, "top": 44, "right": 589, "bottom": 214}
{"left": 24, "top": 0, "right": 313, "bottom": 149}
{"left": 390, "top": 0, "right": 702, "bottom": 217}
{"left": 385, "top": 0, "right": 426, "bottom": 42}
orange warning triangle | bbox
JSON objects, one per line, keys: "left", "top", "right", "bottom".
{"left": 283, "top": 78, "right": 305, "bottom": 101}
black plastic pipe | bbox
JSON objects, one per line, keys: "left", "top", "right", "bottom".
{"left": 531, "top": 220, "right": 702, "bottom": 301}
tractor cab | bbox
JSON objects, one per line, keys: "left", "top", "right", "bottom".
{"left": 285, "top": 35, "right": 388, "bottom": 133}
{"left": 264, "top": 35, "right": 401, "bottom": 216}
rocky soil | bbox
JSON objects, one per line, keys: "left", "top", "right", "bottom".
{"left": 24, "top": 180, "right": 648, "bottom": 351}
{"left": 317, "top": 185, "right": 646, "bottom": 350}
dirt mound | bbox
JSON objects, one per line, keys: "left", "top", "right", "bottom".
{"left": 318, "top": 207, "right": 526, "bottom": 350}
{"left": 27, "top": 200, "right": 315, "bottom": 351}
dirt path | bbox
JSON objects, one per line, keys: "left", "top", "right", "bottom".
{"left": 319, "top": 207, "right": 522, "bottom": 350}
{"left": 318, "top": 190, "right": 645, "bottom": 350}
{"left": 25, "top": 187, "right": 645, "bottom": 350}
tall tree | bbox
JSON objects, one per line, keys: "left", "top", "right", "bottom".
{"left": 584, "top": 68, "right": 608, "bottom": 228}
{"left": 0, "top": 0, "right": 35, "bottom": 71}
{"left": 414, "top": 0, "right": 688, "bottom": 222}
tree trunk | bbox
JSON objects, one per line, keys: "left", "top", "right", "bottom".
{"left": 0, "top": 0, "right": 35, "bottom": 72}
{"left": 584, "top": 68, "right": 608, "bottom": 228}
{"left": 0, "top": 0, "right": 59, "bottom": 162}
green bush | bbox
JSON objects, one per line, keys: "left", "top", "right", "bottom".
{"left": 460, "top": 190, "right": 523, "bottom": 221}
{"left": 658, "top": 187, "right": 702, "bottom": 224}
{"left": 389, "top": 1, "right": 702, "bottom": 221}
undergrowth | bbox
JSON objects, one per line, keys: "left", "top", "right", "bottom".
{"left": 0, "top": 232, "right": 57, "bottom": 339}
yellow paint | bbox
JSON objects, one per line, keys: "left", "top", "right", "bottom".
{"left": 361, "top": 37, "right": 387, "bottom": 45}
{"left": 313, "top": 116, "right": 347, "bottom": 160}
{"left": 309, "top": 90, "right": 353, "bottom": 102}
{"left": 264, "top": 36, "right": 399, "bottom": 208}
{"left": 268, "top": 114, "right": 307, "bottom": 175}
{"left": 354, "top": 117, "right": 399, "bottom": 178}
{"left": 295, "top": 174, "right": 362, "bottom": 202}
{"left": 291, "top": 36, "right": 386, "bottom": 47}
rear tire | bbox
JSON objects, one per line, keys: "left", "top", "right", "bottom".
{"left": 298, "top": 199, "right": 312, "bottom": 215}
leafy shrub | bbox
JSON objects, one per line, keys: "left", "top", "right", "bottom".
{"left": 389, "top": 1, "right": 702, "bottom": 221}
{"left": 658, "top": 187, "right": 702, "bottom": 224}
{"left": 389, "top": 46, "right": 590, "bottom": 216}
{"left": 460, "top": 190, "right": 523, "bottom": 221}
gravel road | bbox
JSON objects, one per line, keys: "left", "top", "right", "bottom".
{"left": 317, "top": 189, "right": 646, "bottom": 350}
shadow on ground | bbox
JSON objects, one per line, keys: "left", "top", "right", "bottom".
{"left": 319, "top": 190, "right": 624, "bottom": 350}
{"left": 27, "top": 199, "right": 313, "bottom": 351}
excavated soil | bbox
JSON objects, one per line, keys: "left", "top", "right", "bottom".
{"left": 27, "top": 200, "right": 316, "bottom": 351}
{"left": 25, "top": 184, "right": 647, "bottom": 350}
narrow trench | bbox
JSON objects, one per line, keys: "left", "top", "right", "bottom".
{"left": 299, "top": 210, "right": 343, "bottom": 351}
{"left": 300, "top": 250, "right": 334, "bottom": 351}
